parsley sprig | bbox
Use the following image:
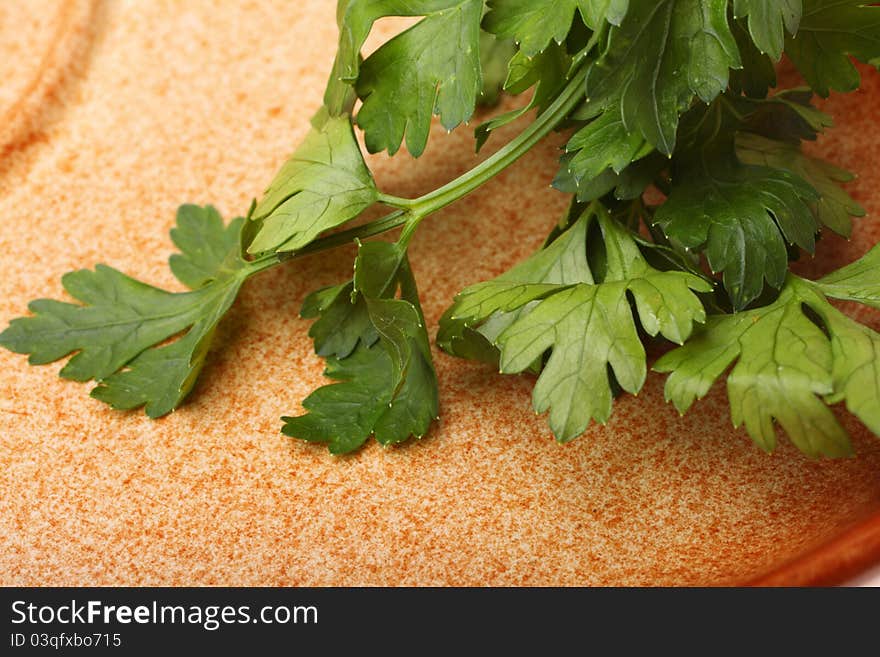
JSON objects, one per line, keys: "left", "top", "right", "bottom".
{"left": 3, "top": 0, "right": 880, "bottom": 459}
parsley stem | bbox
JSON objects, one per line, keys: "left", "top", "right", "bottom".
{"left": 246, "top": 62, "right": 589, "bottom": 278}
{"left": 376, "top": 192, "right": 415, "bottom": 209}
{"left": 377, "top": 63, "right": 589, "bottom": 222}
{"left": 248, "top": 210, "right": 409, "bottom": 274}
{"left": 408, "top": 65, "right": 588, "bottom": 216}
{"left": 293, "top": 209, "right": 408, "bottom": 256}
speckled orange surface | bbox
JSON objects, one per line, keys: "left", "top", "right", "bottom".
{"left": 2, "top": 1, "right": 880, "bottom": 587}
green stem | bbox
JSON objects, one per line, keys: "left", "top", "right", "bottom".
{"left": 376, "top": 192, "right": 412, "bottom": 208}
{"left": 383, "top": 64, "right": 589, "bottom": 223}
{"left": 248, "top": 62, "right": 589, "bottom": 277}
{"left": 245, "top": 211, "right": 408, "bottom": 275}
{"left": 285, "top": 210, "right": 407, "bottom": 260}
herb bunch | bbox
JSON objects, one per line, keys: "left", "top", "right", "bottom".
{"left": 3, "top": 0, "right": 880, "bottom": 458}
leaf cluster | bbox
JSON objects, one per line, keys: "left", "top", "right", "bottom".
{"left": 3, "top": 0, "right": 880, "bottom": 458}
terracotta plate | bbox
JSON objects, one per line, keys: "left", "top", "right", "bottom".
{"left": 1, "top": 1, "right": 879, "bottom": 586}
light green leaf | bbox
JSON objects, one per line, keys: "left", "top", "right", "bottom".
{"left": 248, "top": 113, "right": 377, "bottom": 254}
{"left": 496, "top": 212, "right": 708, "bottom": 441}
{"left": 816, "top": 243, "right": 880, "bottom": 309}
{"left": 499, "top": 282, "right": 642, "bottom": 440}
{"left": 817, "top": 310, "right": 880, "bottom": 439}
{"left": 0, "top": 206, "right": 251, "bottom": 418}
{"left": 656, "top": 267, "right": 880, "bottom": 457}
{"left": 444, "top": 208, "right": 708, "bottom": 442}
{"left": 356, "top": 0, "right": 484, "bottom": 156}
{"left": 438, "top": 206, "right": 594, "bottom": 362}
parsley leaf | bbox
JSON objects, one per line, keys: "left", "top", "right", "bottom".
{"left": 283, "top": 241, "right": 439, "bottom": 454}
{"left": 248, "top": 111, "right": 377, "bottom": 254}
{"left": 0, "top": 205, "right": 251, "bottom": 418}
{"left": 478, "top": 31, "right": 517, "bottom": 107}
{"left": 785, "top": 0, "right": 880, "bottom": 96}
{"left": 655, "top": 164, "right": 817, "bottom": 310}
{"left": 169, "top": 204, "right": 246, "bottom": 288}
{"left": 584, "top": 0, "right": 741, "bottom": 154}
{"left": 554, "top": 151, "right": 667, "bottom": 203}
{"left": 5, "top": 0, "right": 880, "bottom": 463}
{"left": 355, "top": 0, "right": 484, "bottom": 156}
{"left": 483, "top": 0, "right": 628, "bottom": 57}
{"left": 736, "top": 132, "right": 865, "bottom": 238}
{"left": 578, "top": 0, "right": 631, "bottom": 29}
{"left": 737, "top": 89, "right": 832, "bottom": 143}
{"left": 474, "top": 43, "right": 570, "bottom": 151}
{"left": 728, "top": 18, "right": 777, "bottom": 98}
{"left": 563, "top": 109, "right": 653, "bottom": 186}
{"left": 732, "top": 0, "right": 801, "bottom": 61}
{"left": 817, "top": 243, "right": 880, "bottom": 308}
{"left": 443, "top": 207, "right": 709, "bottom": 442}
{"left": 301, "top": 282, "right": 378, "bottom": 360}
{"left": 324, "top": 0, "right": 473, "bottom": 113}
{"left": 655, "top": 99, "right": 820, "bottom": 310}
{"left": 438, "top": 200, "right": 594, "bottom": 366}
{"left": 655, "top": 249, "right": 880, "bottom": 457}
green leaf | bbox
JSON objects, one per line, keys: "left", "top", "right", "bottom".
{"left": 728, "top": 18, "right": 777, "bottom": 98}
{"left": 655, "top": 162, "right": 818, "bottom": 309}
{"left": 478, "top": 31, "right": 517, "bottom": 107}
{"left": 732, "top": 0, "right": 801, "bottom": 60}
{"left": 438, "top": 204, "right": 594, "bottom": 363}
{"left": 554, "top": 151, "right": 666, "bottom": 203}
{"left": 738, "top": 89, "right": 832, "bottom": 143}
{"left": 483, "top": 0, "right": 628, "bottom": 58}
{"left": 563, "top": 110, "right": 652, "bottom": 185}
{"left": 282, "top": 344, "right": 400, "bottom": 454}
{"left": 655, "top": 99, "right": 820, "bottom": 310}
{"left": 656, "top": 265, "right": 880, "bottom": 457}
{"left": 355, "top": 0, "right": 484, "bottom": 156}
{"left": 302, "top": 283, "right": 378, "bottom": 359}
{"left": 578, "top": 0, "right": 631, "bottom": 29}
{"left": 284, "top": 300, "right": 438, "bottom": 454}
{"left": 498, "top": 211, "right": 709, "bottom": 441}
{"left": 248, "top": 112, "right": 377, "bottom": 254}
{"left": 0, "top": 206, "right": 251, "bottom": 418}
{"left": 736, "top": 132, "right": 865, "bottom": 238}
{"left": 169, "top": 204, "right": 245, "bottom": 289}
{"left": 474, "top": 43, "right": 569, "bottom": 152}
{"left": 814, "top": 312, "right": 880, "bottom": 444}
{"left": 444, "top": 207, "right": 708, "bottom": 442}
{"left": 324, "top": 0, "right": 471, "bottom": 113}
{"left": 785, "top": 0, "right": 880, "bottom": 96}
{"left": 284, "top": 241, "right": 439, "bottom": 454}
{"left": 585, "top": 0, "right": 741, "bottom": 154}
{"left": 817, "top": 243, "right": 880, "bottom": 309}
